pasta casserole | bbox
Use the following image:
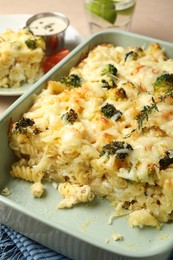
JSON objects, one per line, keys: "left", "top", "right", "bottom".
{"left": 9, "top": 42, "right": 173, "bottom": 229}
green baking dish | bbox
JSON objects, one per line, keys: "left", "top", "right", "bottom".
{"left": 0, "top": 30, "right": 173, "bottom": 260}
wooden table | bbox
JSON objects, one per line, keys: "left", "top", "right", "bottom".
{"left": 0, "top": 0, "right": 173, "bottom": 114}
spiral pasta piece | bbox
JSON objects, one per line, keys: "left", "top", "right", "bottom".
{"left": 11, "top": 163, "right": 43, "bottom": 182}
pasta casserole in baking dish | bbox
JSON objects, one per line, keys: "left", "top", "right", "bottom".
{"left": 9, "top": 42, "right": 173, "bottom": 229}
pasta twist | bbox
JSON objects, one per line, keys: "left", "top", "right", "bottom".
{"left": 11, "top": 163, "right": 43, "bottom": 182}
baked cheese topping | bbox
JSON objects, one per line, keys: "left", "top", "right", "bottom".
{"left": 0, "top": 28, "right": 45, "bottom": 88}
{"left": 9, "top": 42, "right": 173, "bottom": 228}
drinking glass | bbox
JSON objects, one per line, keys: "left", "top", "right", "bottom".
{"left": 84, "top": 0, "right": 136, "bottom": 34}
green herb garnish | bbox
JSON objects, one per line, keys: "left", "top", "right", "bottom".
{"left": 136, "top": 97, "right": 159, "bottom": 129}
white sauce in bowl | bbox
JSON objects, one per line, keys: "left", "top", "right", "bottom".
{"left": 29, "top": 16, "right": 68, "bottom": 36}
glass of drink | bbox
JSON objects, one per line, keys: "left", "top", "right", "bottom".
{"left": 84, "top": 0, "right": 136, "bottom": 34}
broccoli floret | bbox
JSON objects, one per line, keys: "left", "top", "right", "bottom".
{"left": 101, "top": 103, "right": 122, "bottom": 120}
{"left": 25, "top": 39, "right": 37, "bottom": 49}
{"left": 101, "top": 79, "right": 115, "bottom": 89}
{"left": 153, "top": 73, "right": 173, "bottom": 93}
{"left": 61, "top": 108, "right": 78, "bottom": 124}
{"left": 100, "top": 141, "right": 133, "bottom": 159}
{"left": 159, "top": 149, "right": 173, "bottom": 170}
{"left": 101, "top": 64, "right": 118, "bottom": 89}
{"left": 101, "top": 64, "right": 118, "bottom": 76}
{"left": 60, "top": 74, "right": 81, "bottom": 87}
{"left": 124, "top": 51, "right": 138, "bottom": 62}
{"left": 100, "top": 143, "right": 117, "bottom": 156}
{"left": 13, "top": 117, "right": 35, "bottom": 134}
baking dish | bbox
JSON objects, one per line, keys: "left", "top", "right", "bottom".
{"left": 0, "top": 30, "right": 173, "bottom": 260}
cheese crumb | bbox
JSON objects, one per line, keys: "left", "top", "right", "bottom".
{"left": 31, "top": 182, "right": 44, "bottom": 197}
{"left": 1, "top": 187, "right": 11, "bottom": 196}
{"left": 112, "top": 231, "right": 124, "bottom": 241}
